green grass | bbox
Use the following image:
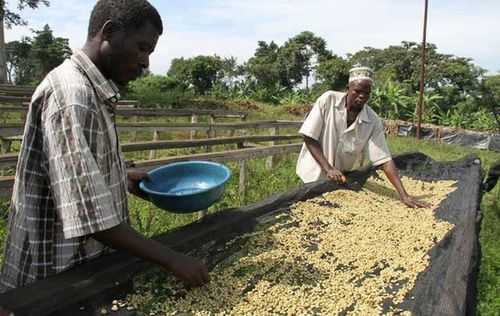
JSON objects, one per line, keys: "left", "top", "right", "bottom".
{"left": 477, "top": 186, "right": 500, "bottom": 316}
{"left": 128, "top": 154, "right": 301, "bottom": 238}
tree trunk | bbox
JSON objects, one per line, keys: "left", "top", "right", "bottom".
{"left": 0, "top": 14, "right": 7, "bottom": 83}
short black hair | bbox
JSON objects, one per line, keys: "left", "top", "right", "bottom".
{"left": 88, "top": 0, "right": 163, "bottom": 39}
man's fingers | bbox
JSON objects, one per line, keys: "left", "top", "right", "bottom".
{"left": 404, "top": 199, "right": 417, "bottom": 208}
{"left": 417, "top": 201, "right": 431, "bottom": 208}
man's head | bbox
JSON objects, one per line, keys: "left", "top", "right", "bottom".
{"left": 346, "top": 66, "right": 373, "bottom": 112}
{"left": 86, "top": 0, "right": 163, "bottom": 85}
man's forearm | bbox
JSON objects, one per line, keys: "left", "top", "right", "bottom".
{"left": 382, "top": 160, "right": 408, "bottom": 198}
{"left": 92, "top": 222, "right": 176, "bottom": 269}
{"left": 304, "top": 136, "right": 333, "bottom": 172}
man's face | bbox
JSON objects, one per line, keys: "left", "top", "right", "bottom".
{"left": 347, "top": 79, "right": 372, "bottom": 111}
{"left": 103, "top": 21, "right": 159, "bottom": 85}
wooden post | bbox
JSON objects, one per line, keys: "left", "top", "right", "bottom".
{"left": 0, "top": 138, "right": 10, "bottom": 154}
{"left": 206, "top": 115, "right": 216, "bottom": 152}
{"left": 190, "top": 114, "right": 198, "bottom": 140}
{"left": 266, "top": 127, "right": 279, "bottom": 169}
{"left": 148, "top": 130, "right": 159, "bottom": 160}
{"left": 416, "top": 0, "right": 429, "bottom": 139}
{"left": 131, "top": 115, "right": 138, "bottom": 142}
{"left": 209, "top": 115, "right": 216, "bottom": 138}
{"left": 198, "top": 209, "right": 208, "bottom": 220}
{"left": 239, "top": 159, "right": 247, "bottom": 204}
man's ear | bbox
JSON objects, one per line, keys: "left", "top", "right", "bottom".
{"left": 101, "top": 20, "right": 119, "bottom": 41}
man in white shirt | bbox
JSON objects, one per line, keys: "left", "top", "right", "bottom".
{"left": 296, "top": 66, "right": 428, "bottom": 208}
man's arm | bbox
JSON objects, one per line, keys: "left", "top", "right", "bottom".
{"left": 381, "top": 160, "right": 431, "bottom": 208}
{"left": 93, "top": 223, "right": 210, "bottom": 287}
{"left": 304, "top": 136, "right": 345, "bottom": 183}
{"left": 127, "top": 170, "right": 150, "bottom": 200}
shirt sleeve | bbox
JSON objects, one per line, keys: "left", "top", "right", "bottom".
{"left": 366, "top": 119, "right": 392, "bottom": 167}
{"left": 43, "top": 103, "right": 124, "bottom": 239}
{"left": 299, "top": 94, "right": 329, "bottom": 141}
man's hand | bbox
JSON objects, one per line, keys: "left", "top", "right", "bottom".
{"left": 400, "top": 194, "right": 431, "bottom": 209}
{"left": 326, "top": 167, "right": 346, "bottom": 184}
{"left": 165, "top": 252, "right": 210, "bottom": 287}
{"left": 93, "top": 223, "right": 210, "bottom": 288}
{"left": 127, "top": 170, "right": 149, "bottom": 199}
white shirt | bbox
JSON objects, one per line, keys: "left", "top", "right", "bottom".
{"left": 296, "top": 90, "right": 392, "bottom": 183}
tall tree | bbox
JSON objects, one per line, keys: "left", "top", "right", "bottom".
{"left": 168, "top": 55, "right": 224, "bottom": 95}
{"left": 480, "top": 74, "right": 500, "bottom": 129}
{"left": 5, "top": 36, "right": 31, "bottom": 83}
{"left": 30, "top": 24, "right": 71, "bottom": 79}
{"left": 315, "top": 54, "right": 350, "bottom": 91}
{"left": 349, "top": 41, "right": 485, "bottom": 111}
{"left": 246, "top": 41, "right": 282, "bottom": 90}
{"left": 282, "top": 31, "right": 329, "bottom": 90}
{"left": 0, "top": 0, "right": 49, "bottom": 83}
{"left": 5, "top": 24, "right": 70, "bottom": 84}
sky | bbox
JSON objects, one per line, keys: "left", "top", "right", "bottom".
{"left": 5, "top": 0, "right": 500, "bottom": 75}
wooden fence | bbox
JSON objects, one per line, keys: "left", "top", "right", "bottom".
{"left": 0, "top": 142, "right": 303, "bottom": 200}
{"left": 0, "top": 119, "right": 299, "bottom": 153}
{"left": 0, "top": 106, "right": 247, "bottom": 118}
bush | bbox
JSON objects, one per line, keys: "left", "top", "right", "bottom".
{"left": 127, "top": 75, "right": 194, "bottom": 107}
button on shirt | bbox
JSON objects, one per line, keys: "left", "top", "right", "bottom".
{"left": 296, "top": 91, "right": 392, "bottom": 183}
{"left": 0, "top": 49, "right": 129, "bottom": 292}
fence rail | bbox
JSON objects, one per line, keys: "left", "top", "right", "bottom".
{"left": 0, "top": 120, "right": 301, "bottom": 138}
{"left": 0, "top": 106, "right": 247, "bottom": 119}
{"left": 0, "top": 142, "right": 303, "bottom": 199}
{"left": 0, "top": 135, "right": 302, "bottom": 169}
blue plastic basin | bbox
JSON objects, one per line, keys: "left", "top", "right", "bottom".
{"left": 139, "top": 161, "right": 232, "bottom": 213}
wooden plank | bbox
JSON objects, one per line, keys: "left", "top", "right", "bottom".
{"left": 0, "top": 90, "right": 33, "bottom": 97}
{"left": 0, "top": 143, "right": 303, "bottom": 198}
{"left": 18, "top": 100, "right": 139, "bottom": 108}
{"left": 0, "top": 106, "right": 26, "bottom": 111}
{"left": 0, "top": 84, "right": 35, "bottom": 90}
{"left": 0, "top": 153, "right": 18, "bottom": 169}
{"left": 0, "top": 125, "right": 24, "bottom": 137}
{"left": 132, "top": 143, "right": 302, "bottom": 171}
{"left": 0, "top": 121, "right": 302, "bottom": 138}
{"left": 0, "top": 107, "right": 248, "bottom": 119}
{"left": 0, "top": 135, "right": 303, "bottom": 169}
{"left": 121, "top": 135, "right": 301, "bottom": 152}
{"left": 115, "top": 121, "right": 302, "bottom": 133}
{"left": 116, "top": 108, "right": 246, "bottom": 118}
{"left": 0, "top": 95, "right": 31, "bottom": 103}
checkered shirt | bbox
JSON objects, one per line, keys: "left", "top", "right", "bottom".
{"left": 0, "top": 49, "right": 129, "bottom": 292}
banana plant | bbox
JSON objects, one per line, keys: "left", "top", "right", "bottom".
{"left": 371, "top": 81, "right": 413, "bottom": 120}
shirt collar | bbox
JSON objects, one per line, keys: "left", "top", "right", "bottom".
{"left": 359, "top": 105, "right": 371, "bottom": 123}
{"left": 71, "top": 49, "right": 121, "bottom": 104}
{"left": 337, "top": 92, "right": 371, "bottom": 123}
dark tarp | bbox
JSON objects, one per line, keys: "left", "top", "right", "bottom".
{"left": 390, "top": 121, "right": 500, "bottom": 152}
{"left": 484, "top": 161, "right": 500, "bottom": 192}
{"left": 0, "top": 153, "right": 483, "bottom": 316}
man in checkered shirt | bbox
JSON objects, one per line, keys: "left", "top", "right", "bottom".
{"left": 0, "top": 0, "right": 209, "bottom": 293}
